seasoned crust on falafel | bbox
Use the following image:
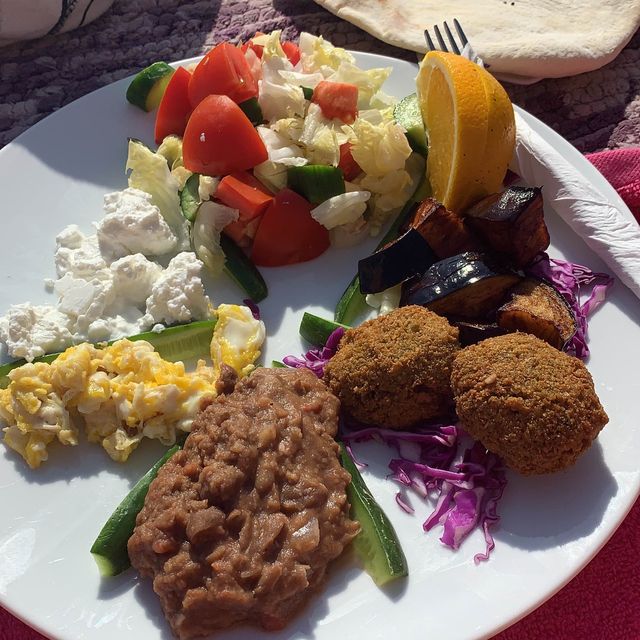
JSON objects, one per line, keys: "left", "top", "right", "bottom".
{"left": 451, "top": 332, "right": 608, "bottom": 475}
{"left": 323, "top": 305, "right": 460, "bottom": 428}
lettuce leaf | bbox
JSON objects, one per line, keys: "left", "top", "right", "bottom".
{"left": 126, "top": 140, "right": 190, "bottom": 250}
{"left": 350, "top": 119, "right": 412, "bottom": 176}
{"left": 310, "top": 191, "right": 370, "bottom": 229}
{"left": 299, "top": 32, "right": 355, "bottom": 76}
{"left": 328, "top": 61, "right": 392, "bottom": 109}
{"left": 191, "top": 201, "right": 238, "bottom": 275}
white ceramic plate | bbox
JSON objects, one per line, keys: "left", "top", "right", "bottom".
{"left": 1, "top": 52, "right": 639, "bottom": 640}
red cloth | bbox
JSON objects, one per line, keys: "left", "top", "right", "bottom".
{"left": 2, "top": 148, "right": 640, "bottom": 640}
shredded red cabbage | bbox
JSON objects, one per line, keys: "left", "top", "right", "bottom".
{"left": 242, "top": 298, "right": 261, "bottom": 320}
{"left": 282, "top": 327, "right": 344, "bottom": 377}
{"left": 525, "top": 253, "right": 613, "bottom": 359}
{"left": 342, "top": 426, "right": 506, "bottom": 562}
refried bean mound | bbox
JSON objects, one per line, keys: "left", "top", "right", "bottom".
{"left": 128, "top": 367, "right": 359, "bottom": 640}
{"left": 323, "top": 305, "right": 461, "bottom": 428}
{"left": 450, "top": 332, "right": 609, "bottom": 475}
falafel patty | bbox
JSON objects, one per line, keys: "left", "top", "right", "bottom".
{"left": 451, "top": 332, "right": 608, "bottom": 475}
{"left": 324, "top": 305, "right": 460, "bottom": 428}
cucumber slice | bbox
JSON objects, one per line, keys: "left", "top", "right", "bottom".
{"left": 301, "top": 86, "right": 314, "bottom": 100}
{"left": 334, "top": 200, "right": 419, "bottom": 324}
{"left": 180, "top": 173, "right": 201, "bottom": 222}
{"left": 287, "top": 165, "right": 345, "bottom": 204}
{"left": 394, "top": 93, "right": 428, "bottom": 157}
{"left": 238, "top": 97, "right": 264, "bottom": 126}
{"left": 339, "top": 443, "right": 408, "bottom": 586}
{"left": 91, "top": 444, "right": 181, "bottom": 576}
{"left": 220, "top": 234, "right": 268, "bottom": 303}
{"left": 299, "top": 312, "right": 349, "bottom": 346}
{"left": 0, "top": 320, "right": 216, "bottom": 389}
{"left": 126, "top": 61, "right": 175, "bottom": 112}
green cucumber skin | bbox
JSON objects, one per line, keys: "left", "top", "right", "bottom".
{"left": 394, "top": 93, "right": 428, "bottom": 157}
{"left": 339, "top": 443, "right": 408, "bottom": 586}
{"left": 90, "top": 444, "right": 181, "bottom": 576}
{"left": 299, "top": 312, "right": 349, "bottom": 347}
{"left": 220, "top": 234, "right": 268, "bottom": 303}
{"left": 333, "top": 200, "right": 420, "bottom": 324}
{"left": 126, "top": 62, "right": 174, "bottom": 111}
{"left": 287, "top": 165, "right": 346, "bottom": 204}
{"left": 180, "top": 173, "right": 201, "bottom": 222}
{"left": 238, "top": 97, "right": 264, "bottom": 126}
{"left": 0, "top": 320, "right": 216, "bottom": 390}
{"left": 301, "top": 86, "right": 314, "bottom": 100}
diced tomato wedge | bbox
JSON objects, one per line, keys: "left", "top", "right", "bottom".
{"left": 241, "top": 31, "right": 265, "bottom": 58}
{"left": 216, "top": 171, "right": 274, "bottom": 221}
{"left": 182, "top": 95, "right": 268, "bottom": 176}
{"left": 154, "top": 67, "right": 192, "bottom": 144}
{"left": 223, "top": 216, "right": 261, "bottom": 248}
{"left": 188, "top": 42, "right": 258, "bottom": 107}
{"left": 281, "top": 41, "right": 300, "bottom": 66}
{"left": 312, "top": 81, "right": 359, "bottom": 124}
{"left": 251, "top": 189, "right": 330, "bottom": 267}
{"left": 338, "top": 142, "right": 362, "bottom": 181}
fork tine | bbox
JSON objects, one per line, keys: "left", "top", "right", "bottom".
{"left": 453, "top": 19, "right": 469, "bottom": 48}
{"left": 433, "top": 24, "right": 448, "bottom": 53}
{"left": 443, "top": 21, "right": 460, "bottom": 55}
{"left": 424, "top": 29, "right": 437, "bottom": 52}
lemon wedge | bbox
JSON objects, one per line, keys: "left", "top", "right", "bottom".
{"left": 416, "top": 51, "right": 516, "bottom": 213}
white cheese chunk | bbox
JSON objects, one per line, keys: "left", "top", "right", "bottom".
{"left": 0, "top": 303, "right": 73, "bottom": 361}
{"left": 98, "top": 188, "right": 178, "bottom": 260}
{"left": 55, "top": 225, "right": 107, "bottom": 278}
{"left": 145, "top": 252, "right": 212, "bottom": 326}
{"left": 110, "top": 254, "right": 163, "bottom": 306}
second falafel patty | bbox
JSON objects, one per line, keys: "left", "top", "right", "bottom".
{"left": 451, "top": 332, "right": 609, "bottom": 475}
{"left": 324, "top": 306, "right": 461, "bottom": 428}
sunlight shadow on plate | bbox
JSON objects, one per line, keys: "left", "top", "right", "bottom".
{"left": 495, "top": 440, "right": 617, "bottom": 550}
{"left": 1, "top": 434, "right": 172, "bottom": 488}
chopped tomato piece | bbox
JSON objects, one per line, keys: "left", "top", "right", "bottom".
{"left": 338, "top": 142, "right": 362, "bottom": 181}
{"left": 312, "top": 81, "right": 358, "bottom": 124}
{"left": 281, "top": 41, "right": 300, "bottom": 66}
{"left": 251, "top": 189, "right": 330, "bottom": 267}
{"left": 188, "top": 42, "right": 258, "bottom": 107}
{"left": 241, "top": 31, "right": 265, "bottom": 58}
{"left": 154, "top": 67, "right": 192, "bottom": 144}
{"left": 224, "top": 216, "right": 261, "bottom": 248}
{"left": 216, "top": 171, "right": 274, "bottom": 220}
{"left": 182, "top": 95, "right": 268, "bottom": 176}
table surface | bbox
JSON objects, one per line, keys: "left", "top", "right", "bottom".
{"left": 0, "top": 1, "right": 639, "bottom": 639}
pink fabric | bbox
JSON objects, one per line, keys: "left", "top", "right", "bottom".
{"left": 2, "top": 149, "right": 640, "bottom": 639}
{"left": 587, "top": 147, "right": 640, "bottom": 222}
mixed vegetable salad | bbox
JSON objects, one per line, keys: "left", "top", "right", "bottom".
{"left": 126, "top": 30, "right": 425, "bottom": 299}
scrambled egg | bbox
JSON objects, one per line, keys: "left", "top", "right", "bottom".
{"left": 0, "top": 305, "right": 265, "bottom": 469}
{"left": 211, "top": 304, "right": 266, "bottom": 378}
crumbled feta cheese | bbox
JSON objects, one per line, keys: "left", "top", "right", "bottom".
{"left": 55, "top": 225, "right": 108, "bottom": 278}
{"left": 54, "top": 272, "right": 115, "bottom": 333}
{"left": 98, "top": 188, "right": 177, "bottom": 260}
{"left": 110, "top": 254, "right": 162, "bottom": 306}
{"left": 145, "top": 252, "right": 212, "bottom": 326}
{"left": 0, "top": 304, "right": 73, "bottom": 361}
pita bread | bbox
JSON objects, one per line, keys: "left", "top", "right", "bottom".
{"left": 313, "top": 0, "right": 640, "bottom": 79}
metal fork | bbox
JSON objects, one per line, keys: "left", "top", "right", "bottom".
{"left": 423, "top": 19, "right": 485, "bottom": 67}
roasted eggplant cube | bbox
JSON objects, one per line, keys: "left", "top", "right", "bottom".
{"left": 454, "top": 321, "right": 509, "bottom": 346}
{"left": 497, "top": 278, "right": 577, "bottom": 349}
{"left": 358, "top": 228, "right": 437, "bottom": 294}
{"left": 407, "top": 197, "right": 482, "bottom": 259}
{"left": 401, "top": 251, "right": 521, "bottom": 319}
{"left": 464, "top": 187, "right": 550, "bottom": 267}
